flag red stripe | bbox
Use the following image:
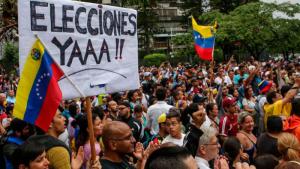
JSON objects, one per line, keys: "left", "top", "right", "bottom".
{"left": 35, "top": 64, "right": 63, "bottom": 131}
{"left": 195, "top": 45, "right": 213, "bottom": 61}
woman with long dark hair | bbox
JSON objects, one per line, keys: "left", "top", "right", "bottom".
{"left": 223, "top": 137, "right": 244, "bottom": 169}
{"left": 242, "top": 86, "right": 256, "bottom": 114}
{"left": 75, "top": 106, "right": 104, "bottom": 168}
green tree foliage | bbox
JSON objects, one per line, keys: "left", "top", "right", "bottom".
{"left": 172, "top": 2, "right": 300, "bottom": 62}
{"left": 0, "top": 0, "right": 18, "bottom": 41}
{"left": 210, "top": 0, "right": 258, "bottom": 14}
{"left": 1, "top": 42, "right": 18, "bottom": 73}
{"left": 143, "top": 53, "right": 167, "bottom": 66}
{"left": 179, "top": 0, "right": 207, "bottom": 19}
{"left": 171, "top": 30, "right": 195, "bottom": 63}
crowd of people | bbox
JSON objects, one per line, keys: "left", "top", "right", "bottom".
{"left": 1, "top": 56, "right": 300, "bottom": 169}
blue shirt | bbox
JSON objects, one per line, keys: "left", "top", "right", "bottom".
{"left": 233, "top": 74, "right": 249, "bottom": 85}
{"left": 6, "top": 96, "right": 16, "bottom": 104}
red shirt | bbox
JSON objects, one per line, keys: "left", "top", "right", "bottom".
{"left": 219, "top": 113, "right": 238, "bottom": 137}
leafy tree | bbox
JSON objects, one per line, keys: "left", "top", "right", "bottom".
{"left": 171, "top": 30, "right": 195, "bottom": 63}
{"left": 265, "top": 3, "right": 300, "bottom": 59}
{"left": 209, "top": 0, "right": 259, "bottom": 14}
{"left": 222, "top": 2, "right": 300, "bottom": 59}
{"left": 179, "top": 0, "right": 208, "bottom": 19}
{"left": 172, "top": 2, "right": 300, "bottom": 62}
{"left": 143, "top": 53, "right": 167, "bottom": 66}
{"left": 1, "top": 42, "right": 18, "bottom": 73}
{"left": 0, "top": 0, "right": 18, "bottom": 41}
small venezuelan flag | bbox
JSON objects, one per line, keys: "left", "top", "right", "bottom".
{"left": 13, "top": 39, "right": 64, "bottom": 131}
{"left": 192, "top": 17, "right": 216, "bottom": 61}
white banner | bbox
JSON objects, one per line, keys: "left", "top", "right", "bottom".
{"left": 18, "top": 0, "right": 139, "bottom": 99}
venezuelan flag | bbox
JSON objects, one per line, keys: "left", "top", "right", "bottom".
{"left": 13, "top": 39, "right": 64, "bottom": 131}
{"left": 192, "top": 17, "right": 216, "bottom": 61}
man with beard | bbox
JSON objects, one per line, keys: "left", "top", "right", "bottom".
{"left": 118, "top": 101, "right": 142, "bottom": 142}
{"left": 101, "top": 121, "right": 143, "bottom": 169}
{"left": 107, "top": 100, "right": 119, "bottom": 121}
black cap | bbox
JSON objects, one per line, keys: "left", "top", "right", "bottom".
{"left": 193, "top": 94, "right": 207, "bottom": 103}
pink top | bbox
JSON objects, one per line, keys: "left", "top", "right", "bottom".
{"left": 82, "top": 142, "right": 101, "bottom": 168}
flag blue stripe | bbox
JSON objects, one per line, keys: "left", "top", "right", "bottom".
{"left": 193, "top": 31, "right": 215, "bottom": 49}
{"left": 23, "top": 51, "right": 54, "bottom": 124}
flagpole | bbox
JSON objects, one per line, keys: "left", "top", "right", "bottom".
{"left": 86, "top": 97, "right": 96, "bottom": 161}
{"left": 208, "top": 24, "right": 216, "bottom": 103}
{"left": 211, "top": 36, "right": 216, "bottom": 63}
{"left": 34, "top": 35, "right": 96, "bottom": 161}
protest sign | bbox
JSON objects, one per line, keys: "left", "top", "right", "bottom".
{"left": 19, "top": 0, "right": 139, "bottom": 99}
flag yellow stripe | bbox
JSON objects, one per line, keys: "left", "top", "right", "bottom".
{"left": 13, "top": 39, "right": 45, "bottom": 119}
{"left": 192, "top": 17, "right": 215, "bottom": 38}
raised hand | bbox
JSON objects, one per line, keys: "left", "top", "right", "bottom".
{"left": 133, "top": 142, "right": 145, "bottom": 161}
{"left": 144, "top": 141, "right": 160, "bottom": 159}
{"left": 87, "top": 156, "right": 102, "bottom": 169}
{"left": 71, "top": 146, "right": 84, "bottom": 169}
{"left": 235, "top": 162, "right": 256, "bottom": 169}
{"left": 214, "top": 155, "right": 229, "bottom": 169}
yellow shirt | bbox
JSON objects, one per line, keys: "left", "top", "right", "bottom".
{"left": 264, "top": 100, "right": 292, "bottom": 127}
{"left": 47, "top": 147, "right": 71, "bottom": 169}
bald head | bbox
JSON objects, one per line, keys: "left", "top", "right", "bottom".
{"left": 102, "top": 121, "right": 131, "bottom": 147}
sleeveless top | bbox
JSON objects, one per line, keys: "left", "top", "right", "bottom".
{"left": 240, "top": 131, "right": 256, "bottom": 164}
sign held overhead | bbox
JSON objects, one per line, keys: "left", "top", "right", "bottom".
{"left": 19, "top": 0, "right": 140, "bottom": 99}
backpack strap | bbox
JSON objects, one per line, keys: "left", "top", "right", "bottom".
{"left": 7, "top": 136, "right": 24, "bottom": 145}
{"left": 3, "top": 136, "right": 24, "bottom": 169}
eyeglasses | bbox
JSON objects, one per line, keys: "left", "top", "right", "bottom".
{"left": 118, "top": 107, "right": 127, "bottom": 110}
{"left": 204, "top": 140, "right": 219, "bottom": 146}
{"left": 204, "top": 142, "right": 219, "bottom": 146}
{"left": 110, "top": 134, "right": 134, "bottom": 141}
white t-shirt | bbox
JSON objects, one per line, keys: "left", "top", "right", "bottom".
{"left": 162, "top": 133, "right": 186, "bottom": 146}
{"left": 195, "top": 156, "right": 211, "bottom": 169}
{"left": 200, "top": 115, "right": 212, "bottom": 130}
{"left": 214, "top": 76, "right": 232, "bottom": 85}
{"left": 146, "top": 101, "right": 173, "bottom": 135}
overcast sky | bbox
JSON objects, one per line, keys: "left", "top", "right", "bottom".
{"left": 261, "top": 0, "right": 300, "bottom": 19}
{"left": 261, "top": 0, "right": 300, "bottom": 4}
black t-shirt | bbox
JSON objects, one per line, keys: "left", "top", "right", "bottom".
{"left": 256, "top": 133, "right": 281, "bottom": 157}
{"left": 121, "top": 116, "right": 142, "bottom": 142}
{"left": 183, "top": 124, "right": 203, "bottom": 157}
{"left": 100, "top": 159, "right": 135, "bottom": 169}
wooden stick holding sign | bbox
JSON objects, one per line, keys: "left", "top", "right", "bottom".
{"left": 86, "top": 97, "right": 96, "bottom": 161}
{"left": 36, "top": 34, "right": 97, "bottom": 161}
{"left": 208, "top": 60, "right": 215, "bottom": 103}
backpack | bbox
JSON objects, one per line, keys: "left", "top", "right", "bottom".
{"left": 0, "top": 136, "right": 25, "bottom": 169}
{"left": 26, "top": 135, "right": 71, "bottom": 157}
